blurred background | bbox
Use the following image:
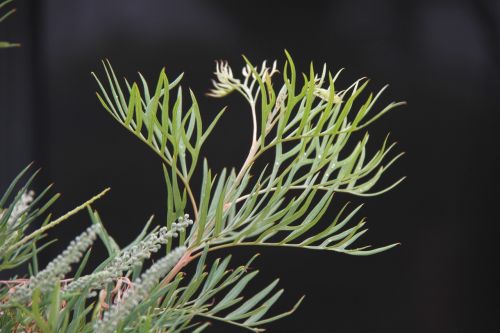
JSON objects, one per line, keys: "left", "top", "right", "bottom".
{"left": 1, "top": 0, "right": 499, "bottom": 332}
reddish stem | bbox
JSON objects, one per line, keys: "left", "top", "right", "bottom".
{"left": 159, "top": 250, "right": 193, "bottom": 289}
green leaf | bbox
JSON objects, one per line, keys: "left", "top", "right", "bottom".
{"left": 48, "top": 281, "right": 61, "bottom": 330}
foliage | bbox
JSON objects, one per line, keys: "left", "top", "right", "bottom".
{"left": 0, "top": 0, "right": 19, "bottom": 48}
{"left": 0, "top": 50, "right": 405, "bottom": 332}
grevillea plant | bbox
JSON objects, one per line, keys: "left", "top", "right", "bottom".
{"left": 0, "top": 49, "right": 405, "bottom": 332}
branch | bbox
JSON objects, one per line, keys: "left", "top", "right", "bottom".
{"left": 191, "top": 241, "right": 399, "bottom": 258}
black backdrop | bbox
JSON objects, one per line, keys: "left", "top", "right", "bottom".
{"left": 1, "top": 0, "right": 499, "bottom": 332}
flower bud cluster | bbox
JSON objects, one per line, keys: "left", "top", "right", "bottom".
{"left": 0, "top": 230, "right": 19, "bottom": 255}
{"left": 64, "top": 214, "right": 193, "bottom": 295}
{"left": 207, "top": 60, "right": 278, "bottom": 99}
{"left": 0, "top": 190, "right": 35, "bottom": 229}
{"left": 10, "top": 224, "right": 99, "bottom": 303}
{"left": 94, "top": 246, "right": 186, "bottom": 333}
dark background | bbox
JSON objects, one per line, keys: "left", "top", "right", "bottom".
{"left": 1, "top": 0, "right": 499, "bottom": 332}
